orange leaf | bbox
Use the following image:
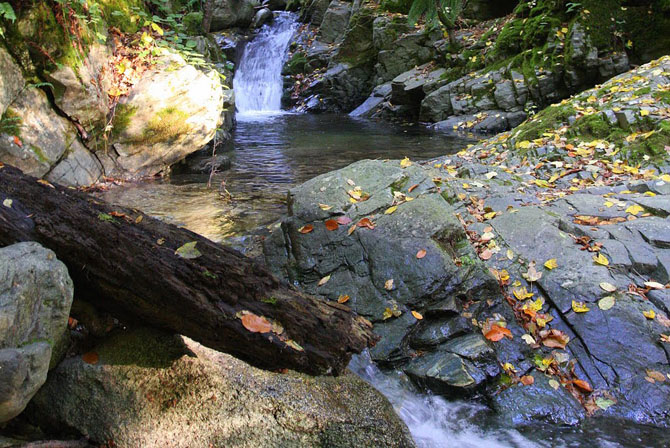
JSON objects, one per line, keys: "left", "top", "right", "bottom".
{"left": 573, "top": 379, "right": 592, "bottom": 393}
{"left": 479, "top": 249, "right": 493, "bottom": 260}
{"left": 13, "top": 136, "right": 22, "bottom": 147}
{"left": 337, "top": 294, "right": 350, "bottom": 304}
{"left": 82, "top": 351, "right": 99, "bottom": 365}
{"left": 416, "top": 249, "right": 427, "bottom": 259}
{"left": 298, "top": 224, "right": 314, "bottom": 234}
{"left": 357, "top": 218, "right": 375, "bottom": 229}
{"left": 347, "top": 224, "right": 356, "bottom": 235}
{"left": 241, "top": 313, "right": 272, "bottom": 333}
{"left": 325, "top": 219, "right": 339, "bottom": 231}
{"left": 520, "top": 375, "right": 535, "bottom": 386}
{"left": 540, "top": 329, "right": 570, "bottom": 349}
{"left": 411, "top": 310, "right": 423, "bottom": 320}
{"left": 485, "top": 324, "right": 512, "bottom": 342}
{"left": 336, "top": 216, "right": 352, "bottom": 225}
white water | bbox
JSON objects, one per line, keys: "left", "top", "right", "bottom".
{"left": 233, "top": 12, "right": 298, "bottom": 117}
{"left": 349, "top": 353, "right": 543, "bottom": 448}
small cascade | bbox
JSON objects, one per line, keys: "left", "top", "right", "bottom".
{"left": 233, "top": 13, "right": 298, "bottom": 116}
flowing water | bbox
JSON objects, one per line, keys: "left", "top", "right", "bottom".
{"left": 100, "top": 14, "right": 668, "bottom": 447}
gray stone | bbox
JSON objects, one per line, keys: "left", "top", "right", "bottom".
{"left": 0, "top": 242, "right": 73, "bottom": 423}
{"left": 420, "top": 84, "right": 453, "bottom": 122}
{"left": 210, "top": 0, "right": 256, "bottom": 31}
{"left": 317, "top": 1, "right": 352, "bottom": 44}
{"left": 0, "top": 46, "right": 25, "bottom": 117}
{"left": 28, "top": 327, "right": 416, "bottom": 447}
{"left": 391, "top": 64, "right": 445, "bottom": 107}
{"left": 493, "top": 80, "right": 518, "bottom": 111}
{"left": 252, "top": 8, "right": 273, "bottom": 29}
{"left": 404, "top": 351, "right": 487, "bottom": 397}
{"left": 46, "top": 141, "right": 103, "bottom": 187}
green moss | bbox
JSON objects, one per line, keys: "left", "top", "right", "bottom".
{"left": 284, "top": 51, "right": 307, "bottom": 76}
{"left": 513, "top": 103, "right": 576, "bottom": 142}
{"left": 30, "top": 144, "right": 49, "bottom": 164}
{"left": 654, "top": 91, "right": 670, "bottom": 105}
{"left": 141, "top": 107, "right": 190, "bottom": 145}
{"left": 98, "top": 0, "right": 146, "bottom": 33}
{"left": 182, "top": 11, "right": 203, "bottom": 35}
{"left": 111, "top": 103, "right": 137, "bottom": 138}
{"left": 568, "top": 113, "right": 611, "bottom": 139}
{"left": 98, "top": 212, "right": 117, "bottom": 223}
{"left": 0, "top": 108, "right": 22, "bottom": 137}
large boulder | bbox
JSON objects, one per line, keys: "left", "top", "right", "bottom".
{"left": 109, "top": 51, "right": 224, "bottom": 178}
{"left": 28, "top": 327, "right": 416, "bottom": 448}
{"left": 0, "top": 87, "right": 102, "bottom": 185}
{"left": 316, "top": 1, "right": 352, "bottom": 44}
{"left": 210, "top": 0, "right": 256, "bottom": 31}
{"left": 0, "top": 242, "right": 74, "bottom": 423}
{"left": 0, "top": 46, "right": 25, "bottom": 116}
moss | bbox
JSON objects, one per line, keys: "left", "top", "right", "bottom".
{"left": 568, "top": 113, "right": 611, "bottom": 139}
{"left": 98, "top": 0, "right": 146, "bottom": 33}
{"left": 284, "top": 51, "right": 307, "bottom": 76}
{"left": 514, "top": 103, "right": 576, "bottom": 142}
{"left": 111, "top": 103, "right": 137, "bottom": 138}
{"left": 98, "top": 212, "right": 117, "bottom": 223}
{"left": 0, "top": 108, "right": 22, "bottom": 137}
{"left": 141, "top": 107, "right": 190, "bottom": 145}
{"left": 182, "top": 11, "right": 203, "bottom": 35}
{"left": 654, "top": 91, "right": 670, "bottom": 105}
{"left": 30, "top": 144, "right": 49, "bottom": 164}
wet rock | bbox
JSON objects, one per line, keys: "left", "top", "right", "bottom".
{"left": 375, "top": 31, "right": 435, "bottom": 83}
{"left": 210, "top": 0, "right": 256, "bottom": 31}
{"left": 46, "top": 141, "right": 103, "bottom": 187}
{"left": 252, "top": 8, "right": 274, "bottom": 29}
{"left": 0, "top": 47, "right": 25, "bottom": 116}
{"left": 0, "top": 242, "right": 73, "bottom": 423}
{"left": 28, "top": 327, "right": 416, "bottom": 448}
{"left": 462, "top": 0, "right": 518, "bottom": 20}
{"left": 404, "top": 350, "right": 489, "bottom": 398}
{"left": 317, "top": 0, "right": 352, "bottom": 44}
{"left": 302, "top": 0, "right": 331, "bottom": 25}
{"left": 391, "top": 65, "right": 447, "bottom": 108}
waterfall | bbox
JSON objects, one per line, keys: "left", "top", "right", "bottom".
{"left": 234, "top": 13, "right": 298, "bottom": 117}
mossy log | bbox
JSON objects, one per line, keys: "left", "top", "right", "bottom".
{"left": 0, "top": 165, "right": 377, "bottom": 376}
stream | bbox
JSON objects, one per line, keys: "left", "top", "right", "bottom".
{"left": 100, "top": 13, "right": 667, "bottom": 448}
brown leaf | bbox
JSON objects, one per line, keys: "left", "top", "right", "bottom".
{"left": 479, "top": 249, "right": 493, "bottom": 260}
{"left": 298, "top": 224, "right": 314, "bottom": 234}
{"left": 573, "top": 379, "right": 593, "bottom": 393}
{"left": 357, "top": 218, "right": 375, "bottom": 229}
{"left": 13, "top": 136, "right": 22, "bottom": 147}
{"left": 646, "top": 369, "right": 666, "bottom": 383}
{"left": 520, "top": 375, "right": 535, "bottom": 386}
{"left": 416, "top": 249, "right": 427, "bottom": 259}
{"left": 82, "top": 351, "right": 99, "bottom": 365}
{"left": 325, "top": 219, "right": 339, "bottom": 231}
{"left": 408, "top": 184, "right": 419, "bottom": 193}
{"left": 484, "top": 324, "right": 512, "bottom": 342}
{"left": 337, "top": 294, "right": 350, "bottom": 304}
{"left": 411, "top": 310, "right": 423, "bottom": 320}
{"left": 541, "top": 329, "right": 570, "bottom": 349}
{"left": 240, "top": 313, "right": 272, "bottom": 333}
{"left": 336, "top": 216, "right": 352, "bottom": 225}
{"left": 347, "top": 224, "right": 357, "bottom": 235}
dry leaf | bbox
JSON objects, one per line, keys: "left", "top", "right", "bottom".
{"left": 241, "top": 313, "right": 272, "bottom": 333}
{"left": 357, "top": 218, "right": 375, "bottom": 229}
{"left": 385, "top": 205, "right": 398, "bottom": 215}
{"left": 593, "top": 253, "right": 610, "bottom": 266}
{"left": 82, "top": 351, "right": 99, "bottom": 365}
{"left": 484, "top": 324, "right": 513, "bottom": 342}
{"left": 325, "top": 219, "right": 339, "bottom": 231}
{"left": 337, "top": 294, "right": 350, "bottom": 304}
{"left": 573, "top": 379, "right": 593, "bottom": 393}
{"left": 319, "top": 203, "right": 332, "bottom": 211}
{"left": 643, "top": 309, "right": 656, "bottom": 320}
{"left": 416, "top": 249, "right": 427, "bottom": 259}
{"left": 411, "top": 310, "right": 423, "bottom": 320}
{"left": 599, "top": 282, "right": 616, "bottom": 292}
{"left": 479, "top": 249, "right": 493, "bottom": 260}
{"left": 544, "top": 259, "right": 558, "bottom": 270}
{"left": 336, "top": 216, "right": 352, "bottom": 225}
{"left": 598, "top": 296, "right": 615, "bottom": 310}
{"left": 644, "top": 281, "right": 665, "bottom": 290}
{"left": 384, "top": 279, "right": 394, "bottom": 290}
{"left": 572, "top": 300, "right": 590, "bottom": 313}
{"left": 541, "top": 329, "right": 569, "bottom": 349}
{"left": 520, "top": 375, "right": 535, "bottom": 386}
{"left": 318, "top": 275, "right": 331, "bottom": 286}
{"left": 299, "top": 224, "right": 314, "bottom": 234}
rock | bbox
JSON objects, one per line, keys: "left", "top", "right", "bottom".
{"left": 317, "top": 1, "right": 352, "bottom": 44}
{"left": 252, "top": 8, "right": 274, "bottom": 29}
{"left": 266, "top": 0, "right": 287, "bottom": 10}
{"left": 44, "top": 44, "right": 113, "bottom": 135}
{"left": 45, "top": 141, "right": 103, "bottom": 187}
{"left": 210, "top": 0, "right": 256, "bottom": 31}
{"left": 462, "top": 0, "right": 518, "bottom": 20}
{"left": 28, "top": 327, "right": 416, "bottom": 448}
{"left": 420, "top": 84, "right": 453, "bottom": 122}
{"left": 375, "top": 31, "right": 435, "bottom": 83}
{"left": 110, "top": 51, "right": 224, "bottom": 178}
{"left": 0, "top": 242, "right": 74, "bottom": 423}
{"left": 0, "top": 87, "right": 99, "bottom": 183}
{"left": 492, "top": 371, "right": 586, "bottom": 426}
{"left": 493, "top": 80, "right": 518, "bottom": 111}
{"left": 302, "top": 0, "right": 331, "bottom": 25}
{"left": 0, "top": 46, "right": 25, "bottom": 116}
{"left": 372, "top": 16, "right": 413, "bottom": 52}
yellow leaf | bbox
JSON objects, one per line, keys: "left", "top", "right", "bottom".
{"left": 544, "top": 258, "right": 558, "bottom": 270}
{"left": 151, "top": 22, "right": 164, "bottom": 36}
{"left": 400, "top": 157, "right": 412, "bottom": 168}
{"left": 625, "top": 204, "right": 644, "bottom": 215}
{"left": 599, "top": 282, "right": 617, "bottom": 292}
{"left": 517, "top": 140, "right": 532, "bottom": 150}
{"left": 318, "top": 275, "right": 331, "bottom": 286}
{"left": 384, "top": 279, "right": 394, "bottom": 290}
{"left": 319, "top": 203, "right": 332, "bottom": 210}
{"left": 593, "top": 253, "right": 610, "bottom": 266}
{"left": 384, "top": 205, "right": 398, "bottom": 215}
{"left": 411, "top": 310, "right": 423, "bottom": 320}
{"left": 513, "top": 287, "right": 534, "bottom": 300}
{"left": 506, "top": 249, "right": 514, "bottom": 260}
{"left": 572, "top": 300, "right": 590, "bottom": 313}
{"left": 484, "top": 211, "right": 497, "bottom": 220}
{"left": 643, "top": 309, "right": 656, "bottom": 320}
{"left": 640, "top": 109, "right": 650, "bottom": 117}
{"left": 598, "top": 296, "right": 615, "bottom": 310}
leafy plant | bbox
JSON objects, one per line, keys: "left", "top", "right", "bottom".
{"left": 0, "top": 1, "right": 16, "bottom": 37}
{"left": 408, "top": 0, "right": 468, "bottom": 45}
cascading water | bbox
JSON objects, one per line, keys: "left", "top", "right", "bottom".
{"left": 233, "top": 13, "right": 298, "bottom": 116}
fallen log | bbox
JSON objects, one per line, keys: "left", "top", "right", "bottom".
{"left": 0, "top": 164, "right": 376, "bottom": 375}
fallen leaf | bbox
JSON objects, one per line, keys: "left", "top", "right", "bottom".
{"left": 484, "top": 324, "right": 513, "bottom": 342}
{"left": 643, "top": 309, "right": 656, "bottom": 320}
{"left": 337, "top": 294, "right": 350, "bottom": 304}
{"left": 416, "top": 249, "right": 427, "bottom": 259}
{"left": 408, "top": 184, "right": 419, "bottom": 193}
{"left": 523, "top": 262, "right": 543, "bottom": 282}
{"left": 411, "top": 310, "right": 423, "bottom": 320}
{"left": 625, "top": 204, "right": 644, "bottom": 215}
{"left": 325, "top": 219, "right": 339, "bottom": 231}
{"left": 318, "top": 275, "right": 331, "bottom": 286}
{"left": 479, "top": 249, "right": 493, "bottom": 260}
{"left": 541, "top": 329, "right": 570, "bottom": 349}
{"left": 544, "top": 258, "right": 558, "bottom": 270}
{"left": 593, "top": 253, "right": 610, "bottom": 266}
{"left": 319, "top": 203, "right": 332, "bottom": 211}
{"left": 596, "top": 397, "right": 616, "bottom": 410}
{"left": 82, "top": 352, "right": 99, "bottom": 365}
{"left": 520, "top": 375, "right": 535, "bottom": 386}
{"left": 285, "top": 339, "right": 304, "bottom": 351}
{"left": 646, "top": 369, "right": 666, "bottom": 382}
{"left": 240, "top": 313, "right": 272, "bottom": 333}
{"left": 599, "top": 282, "right": 616, "bottom": 292}
{"left": 175, "top": 241, "right": 201, "bottom": 259}
{"left": 644, "top": 281, "right": 665, "bottom": 290}
{"left": 598, "top": 296, "right": 615, "bottom": 310}
{"left": 521, "top": 334, "right": 536, "bottom": 345}
{"left": 572, "top": 300, "right": 590, "bottom": 313}
{"left": 385, "top": 205, "right": 398, "bottom": 215}
{"left": 37, "top": 179, "right": 55, "bottom": 188}
{"left": 299, "top": 224, "right": 314, "bottom": 234}
{"left": 549, "top": 379, "right": 560, "bottom": 390}
{"left": 157, "top": 238, "right": 165, "bottom": 245}
{"left": 573, "top": 379, "right": 593, "bottom": 393}
{"left": 347, "top": 179, "right": 356, "bottom": 186}
{"left": 384, "top": 279, "right": 394, "bottom": 290}
{"left": 347, "top": 224, "right": 357, "bottom": 235}
{"left": 506, "top": 249, "right": 514, "bottom": 260}
{"left": 336, "top": 216, "right": 352, "bottom": 225}
{"left": 2, "top": 199, "right": 12, "bottom": 208}
{"left": 135, "top": 215, "right": 143, "bottom": 224}
{"left": 357, "top": 218, "right": 375, "bottom": 230}
{"left": 400, "top": 157, "right": 412, "bottom": 167}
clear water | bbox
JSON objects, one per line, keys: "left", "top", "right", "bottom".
{"left": 234, "top": 12, "right": 298, "bottom": 114}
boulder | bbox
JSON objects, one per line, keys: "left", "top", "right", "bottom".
{"left": 28, "top": 327, "right": 416, "bottom": 448}
{"left": 375, "top": 31, "right": 436, "bottom": 83}
{"left": 0, "top": 87, "right": 102, "bottom": 185}
{"left": 210, "top": 0, "right": 256, "bottom": 31}
{"left": 0, "top": 46, "right": 25, "bottom": 116}
{"left": 463, "top": 0, "right": 518, "bottom": 20}
{"left": 110, "top": 51, "right": 224, "bottom": 178}
{"left": 317, "top": 1, "right": 352, "bottom": 44}
{"left": 252, "top": 8, "right": 274, "bottom": 29}
{"left": 302, "top": 0, "right": 331, "bottom": 26}
{"left": 390, "top": 65, "right": 447, "bottom": 108}
{"left": 0, "top": 242, "right": 74, "bottom": 423}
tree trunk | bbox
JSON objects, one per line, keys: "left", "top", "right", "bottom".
{"left": 202, "top": 0, "right": 214, "bottom": 34}
{"left": 0, "top": 165, "right": 377, "bottom": 376}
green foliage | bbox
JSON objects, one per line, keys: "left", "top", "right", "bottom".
{"left": 182, "top": 11, "right": 203, "bottom": 35}
{"left": 408, "top": 0, "right": 467, "bottom": 30}
{"left": 0, "top": 2, "right": 16, "bottom": 22}
{"left": 0, "top": 108, "right": 22, "bottom": 137}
